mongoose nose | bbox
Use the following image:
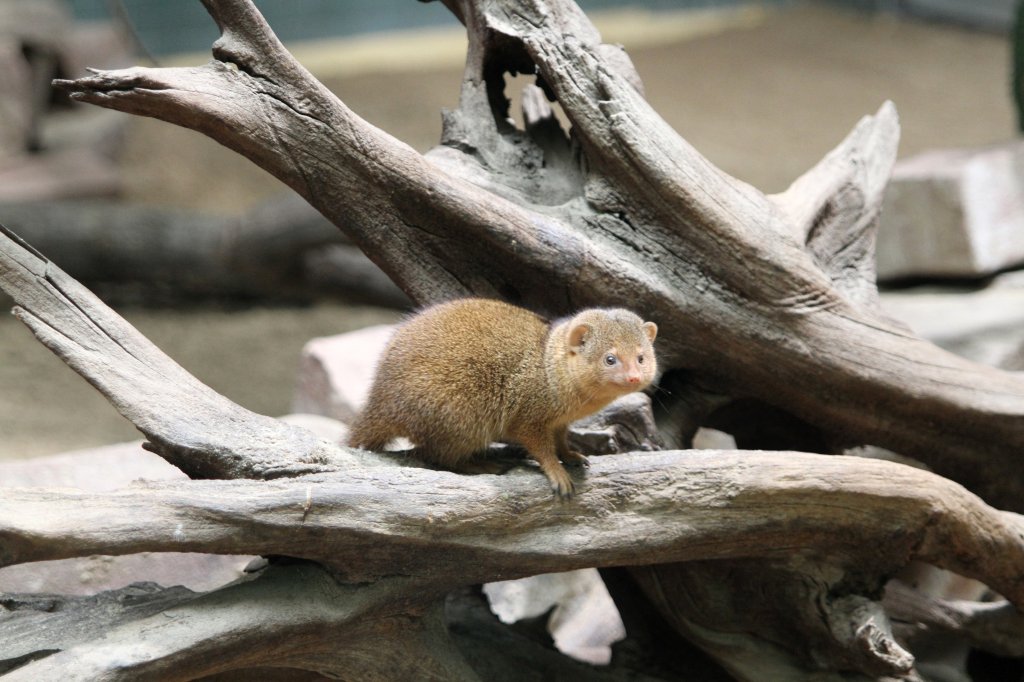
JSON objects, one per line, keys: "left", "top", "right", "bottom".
{"left": 627, "top": 375, "right": 641, "bottom": 384}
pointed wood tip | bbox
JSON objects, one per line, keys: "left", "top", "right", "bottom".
{"left": 0, "top": 222, "right": 47, "bottom": 263}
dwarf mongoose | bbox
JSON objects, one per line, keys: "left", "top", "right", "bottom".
{"left": 347, "top": 298, "right": 658, "bottom": 497}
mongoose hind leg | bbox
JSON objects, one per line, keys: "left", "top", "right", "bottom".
{"left": 410, "top": 432, "right": 488, "bottom": 472}
{"left": 441, "top": 455, "right": 514, "bottom": 476}
{"left": 346, "top": 417, "right": 394, "bottom": 452}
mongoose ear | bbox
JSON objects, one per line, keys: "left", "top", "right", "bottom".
{"left": 643, "top": 321, "right": 658, "bottom": 342}
{"left": 568, "top": 323, "right": 591, "bottom": 352}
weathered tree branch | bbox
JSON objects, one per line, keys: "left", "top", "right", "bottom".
{"left": 3, "top": 221, "right": 1022, "bottom": 675}
{"left": 2, "top": 449, "right": 1023, "bottom": 606}
{"left": 1, "top": 562, "right": 475, "bottom": 682}
{"left": 0, "top": 222, "right": 356, "bottom": 481}
{"left": 52, "top": 0, "right": 1024, "bottom": 513}
{"left": 1, "top": 570, "right": 675, "bottom": 682}
{"left": 2, "top": 220, "right": 1021, "bottom": 603}
{"left": 0, "top": 194, "right": 407, "bottom": 306}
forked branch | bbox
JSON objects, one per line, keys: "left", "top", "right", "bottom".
{"left": 51, "top": 0, "right": 1024, "bottom": 512}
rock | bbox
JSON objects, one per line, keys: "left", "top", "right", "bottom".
{"left": 483, "top": 569, "right": 625, "bottom": 665}
{"left": 0, "top": 440, "right": 182, "bottom": 490}
{"left": 880, "top": 284, "right": 1024, "bottom": 370}
{"left": 291, "top": 323, "right": 395, "bottom": 423}
{"left": 692, "top": 427, "right": 737, "bottom": 449}
{"left": 877, "top": 141, "right": 1024, "bottom": 280}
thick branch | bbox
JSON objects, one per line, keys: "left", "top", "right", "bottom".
{"left": 1, "top": 583, "right": 199, "bottom": 676}
{"left": 0, "top": 568, "right": 676, "bottom": 682}
{"left": 2, "top": 450, "right": 1023, "bottom": 606}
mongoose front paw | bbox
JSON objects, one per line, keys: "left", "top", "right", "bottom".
{"left": 546, "top": 467, "right": 576, "bottom": 499}
{"left": 561, "top": 450, "right": 590, "bottom": 468}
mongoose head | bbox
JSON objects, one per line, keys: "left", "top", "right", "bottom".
{"left": 555, "top": 308, "right": 658, "bottom": 401}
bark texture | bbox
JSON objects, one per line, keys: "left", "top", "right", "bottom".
{"left": 0, "top": 0, "right": 1021, "bottom": 679}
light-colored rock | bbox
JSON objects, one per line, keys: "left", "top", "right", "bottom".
{"left": 0, "top": 440, "right": 183, "bottom": 490}
{"left": 0, "top": 553, "right": 252, "bottom": 596}
{"left": 291, "top": 323, "right": 395, "bottom": 423}
{"left": 693, "top": 427, "right": 737, "bottom": 449}
{"left": 483, "top": 569, "right": 625, "bottom": 665}
{"left": 880, "top": 286, "right": 1024, "bottom": 370}
{"left": 877, "top": 141, "right": 1024, "bottom": 280}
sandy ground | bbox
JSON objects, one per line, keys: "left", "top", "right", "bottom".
{"left": 0, "top": 3, "right": 1015, "bottom": 460}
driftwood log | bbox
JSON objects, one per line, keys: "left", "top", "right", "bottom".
{"left": 0, "top": 194, "right": 409, "bottom": 307}
{"left": 2, "top": 0, "right": 1023, "bottom": 679}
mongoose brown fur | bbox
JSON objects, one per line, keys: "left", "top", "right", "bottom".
{"left": 347, "top": 298, "right": 658, "bottom": 497}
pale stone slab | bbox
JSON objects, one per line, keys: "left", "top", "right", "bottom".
{"left": 878, "top": 141, "right": 1024, "bottom": 279}
{"left": 484, "top": 569, "right": 625, "bottom": 665}
{"left": 0, "top": 440, "right": 182, "bottom": 491}
{"left": 880, "top": 285, "right": 1024, "bottom": 370}
{"left": 291, "top": 323, "right": 395, "bottom": 423}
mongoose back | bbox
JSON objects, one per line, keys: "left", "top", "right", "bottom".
{"left": 347, "top": 298, "right": 658, "bottom": 497}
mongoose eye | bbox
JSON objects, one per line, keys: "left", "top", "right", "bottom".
{"left": 637, "top": 354, "right": 645, "bottom": 364}
{"left": 604, "top": 354, "right": 618, "bottom": 366}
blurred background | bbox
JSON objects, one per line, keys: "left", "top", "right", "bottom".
{"left": 0, "top": 0, "right": 1021, "bottom": 459}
